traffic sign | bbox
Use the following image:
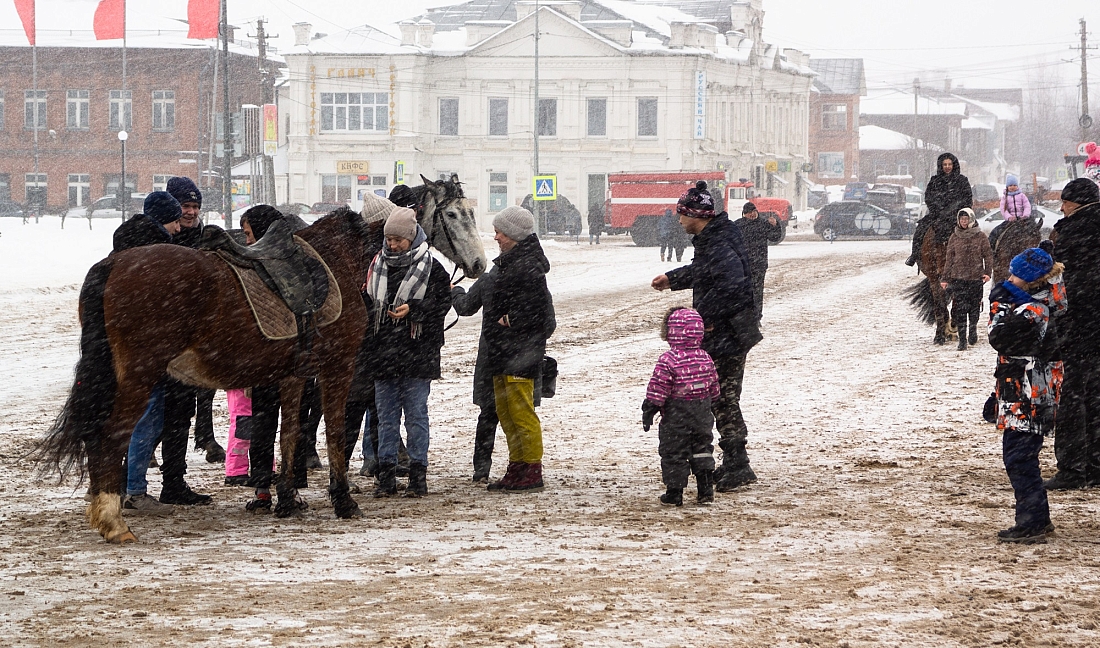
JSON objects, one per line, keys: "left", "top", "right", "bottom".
{"left": 765, "top": 160, "right": 778, "bottom": 174}
{"left": 533, "top": 175, "right": 557, "bottom": 201}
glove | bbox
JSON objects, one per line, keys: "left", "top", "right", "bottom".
{"left": 641, "top": 399, "right": 661, "bottom": 432}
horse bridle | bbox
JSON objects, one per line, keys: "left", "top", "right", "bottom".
{"left": 421, "top": 197, "right": 468, "bottom": 332}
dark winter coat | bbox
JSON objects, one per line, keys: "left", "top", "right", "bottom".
{"left": 587, "top": 204, "right": 604, "bottom": 236}
{"left": 943, "top": 224, "right": 993, "bottom": 281}
{"left": 452, "top": 266, "right": 556, "bottom": 407}
{"left": 366, "top": 257, "right": 452, "bottom": 380}
{"left": 483, "top": 234, "right": 553, "bottom": 379}
{"left": 172, "top": 222, "right": 206, "bottom": 249}
{"left": 1051, "top": 201, "right": 1100, "bottom": 350}
{"left": 657, "top": 210, "right": 678, "bottom": 244}
{"left": 733, "top": 215, "right": 782, "bottom": 273}
{"left": 924, "top": 152, "right": 973, "bottom": 238}
{"left": 665, "top": 212, "right": 761, "bottom": 359}
{"left": 112, "top": 213, "right": 172, "bottom": 252}
{"left": 989, "top": 218, "right": 1042, "bottom": 284}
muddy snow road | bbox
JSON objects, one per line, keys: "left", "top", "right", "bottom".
{"left": 1, "top": 226, "right": 1099, "bottom": 647}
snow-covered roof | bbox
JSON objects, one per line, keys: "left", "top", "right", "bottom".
{"left": 951, "top": 95, "right": 1020, "bottom": 122}
{"left": 859, "top": 125, "right": 942, "bottom": 152}
{"left": 861, "top": 87, "right": 968, "bottom": 117}
{"left": 0, "top": 28, "right": 265, "bottom": 59}
{"left": 809, "top": 58, "right": 865, "bottom": 96}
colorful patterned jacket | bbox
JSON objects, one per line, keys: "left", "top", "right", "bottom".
{"left": 987, "top": 267, "right": 1067, "bottom": 436}
{"left": 646, "top": 308, "right": 720, "bottom": 405}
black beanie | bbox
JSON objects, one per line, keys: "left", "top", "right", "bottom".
{"left": 676, "top": 181, "right": 716, "bottom": 219}
{"left": 388, "top": 184, "right": 418, "bottom": 209}
{"left": 166, "top": 176, "right": 202, "bottom": 207}
{"left": 742, "top": 201, "right": 757, "bottom": 215}
{"left": 241, "top": 204, "right": 284, "bottom": 240}
{"left": 143, "top": 191, "right": 182, "bottom": 225}
{"left": 1061, "top": 178, "right": 1100, "bottom": 205}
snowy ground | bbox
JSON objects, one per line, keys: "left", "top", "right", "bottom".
{"left": 1, "top": 217, "right": 1100, "bottom": 646}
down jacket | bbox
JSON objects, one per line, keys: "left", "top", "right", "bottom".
{"left": 483, "top": 234, "right": 554, "bottom": 379}
{"left": 943, "top": 224, "right": 993, "bottom": 281}
{"left": 645, "top": 308, "right": 720, "bottom": 405}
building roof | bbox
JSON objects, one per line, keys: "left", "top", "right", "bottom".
{"left": 808, "top": 58, "right": 865, "bottom": 96}
{"left": 860, "top": 124, "right": 942, "bottom": 152}
{"left": 861, "top": 86, "right": 968, "bottom": 117}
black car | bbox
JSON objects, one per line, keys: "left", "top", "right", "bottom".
{"left": 814, "top": 201, "right": 913, "bottom": 241}
{"left": 0, "top": 200, "right": 25, "bottom": 218}
{"left": 520, "top": 193, "right": 583, "bottom": 235}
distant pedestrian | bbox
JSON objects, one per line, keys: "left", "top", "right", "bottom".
{"left": 641, "top": 307, "right": 719, "bottom": 507}
{"left": 941, "top": 208, "right": 992, "bottom": 350}
{"left": 657, "top": 208, "right": 677, "bottom": 262}
{"left": 987, "top": 248, "right": 1065, "bottom": 543}
{"left": 588, "top": 203, "right": 604, "bottom": 245}
{"left": 1044, "top": 178, "right": 1100, "bottom": 490}
{"left": 733, "top": 202, "right": 782, "bottom": 321}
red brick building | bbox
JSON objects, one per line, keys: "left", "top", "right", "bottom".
{"left": 0, "top": 44, "right": 264, "bottom": 212}
{"left": 807, "top": 59, "right": 865, "bottom": 186}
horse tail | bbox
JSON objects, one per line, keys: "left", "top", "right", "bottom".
{"left": 35, "top": 257, "right": 118, "bottom": 482}
{"left": 903, "top": 277, "right": 937, "bottom": 325}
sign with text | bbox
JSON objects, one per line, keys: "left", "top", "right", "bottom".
{"left": 336, "top": 160, "right": 370, "bottom": 174}
{"left": 765, "top": 160, "right": 778, "bottom": 174}
{"left": 262, "top": 104, "right": 278, "bottom": 157}
{"left": 533, "top": 175, "right": 557, "bottom": 201}
{"left": 693, "top": 70, "right": 706, "bottom": 140}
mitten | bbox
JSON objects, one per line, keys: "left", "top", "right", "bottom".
{"left": 641, "top": 399, "right": 661, "bottom": 432}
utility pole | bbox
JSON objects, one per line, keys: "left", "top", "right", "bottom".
{"left": 253, "top": 18, "right": 278, "bottom": 206}
{"left": 221, "top": 0, "right": 234, "bottom": 227}
{"left": 533, "top": 0, "right": 543, "bottom": 235}
{"left": 1079, "top": 19, "right": 1094, "bottom": 143}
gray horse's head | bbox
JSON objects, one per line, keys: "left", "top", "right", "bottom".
{"left": 415, "top": 174, "right": 487, "bottom": 278}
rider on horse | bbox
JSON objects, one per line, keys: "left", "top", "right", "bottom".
{"left": 906, "top": 152, "right": 973, "bottom": 267}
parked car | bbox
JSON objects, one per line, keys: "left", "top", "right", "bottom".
{"left": 0, "top": 200, "right": 25, "bottom": 219}
{"left": 904, "top": 188, "right": 927, "bottom": 220}
{"left": 807, "top": 185, "right": 828, "bottom": 209}
{"left": 814, "top": 201, "right": 913, "bottom": 241}
{"left": 277, "top": 202, "right": 312, "bottom": 216}
{"left": 977, "top": 205, "right": 1062, "bottom": 239}
{"left": 521, "top": 193, "right": 583, "bottom": 235}
{"left": 310, "top": 202, "right": 348, "bottom": 215}
{"left": 86, "top": 194, "right": 148, "bottom": 219}
{"left": 972, "top": 183, "right": 1003, "bottom": 217}
{"left": 842, "top": 182, "right": 870, "bottom": 201}
{"left": 865, "top": 184, "right": 908, "bottom": 215}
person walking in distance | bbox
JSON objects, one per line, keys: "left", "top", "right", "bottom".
{"left": 941, "top": 208, "right": 992, "bottom": 350}
{"left": 651, "top": 181, "right": 762, "bottom": 492}
{"left": 733, "top": 202, "right": 782, "bottom": 322}
{"left": 1043, "top": 178, "right": 1100, "bottom": 490}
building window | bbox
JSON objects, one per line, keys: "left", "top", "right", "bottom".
{"left": 488, "top": 98, "right": 508, "bottom": 136}
{"left": 587, "top": 98, "right": 606, "bottom": 137}
{"left": 152, "top": 174, "right": 173, "bottom": 192}
{"left": 68, "top": 174, "right": 91, "bottom": 207}
{"left": 537, "top": 98, "right": 557, "bottom": 137}
{"left": 25, "top": 173, "right": 47, "bottom": 208}
{"left": 439, "top": 97, "right": 458, "bottom": 136}
{"left": 822, "top": 104, "right": 847, "bottom": 130}
{"left": 321, "top": 174, "right": 354, "bottom": 203}
{"left": 319, "top": 92, "right": 389, "bottom": 132}
{"left": 897, "top": 161, "right": 910, "bottom": 176}
{"left": 0, "top": 174, "right": 10, "bottom": 201}
{"left": 371, "top": 175, "right": 387, "bottom": 186}
{"left": 817, "top": 152, "right": 845, "bottom": 178}
{"left": 24, "top": 90, "right": 46, "bottom": 130}
{"left": 152, "top": 91, "right": 175, "bottom": 131}
{"left": 104, "top": 174, "right": 137, "bottom": 196}
{"left": 489, "top": 172, "right": 508, "bottom": 212}
{"left": 66, "top": 90, "right": 89, "bottom": 129}
{"left": 873, "top": 160, "right": 887, "bottom": 178}
{"left": 637, "top": 97, "right": 658, "bottom": 137}
{"left": 109, "top": 90, "right": 132, "bottom": 131}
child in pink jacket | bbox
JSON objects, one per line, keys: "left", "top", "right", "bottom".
{"left": 641, "top": 307, "right": 721, "bottom": 507}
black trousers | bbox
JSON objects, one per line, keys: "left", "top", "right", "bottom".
{"left": 159, "top": 380, "right": 215, "bottom": 483}
{"left": 749, "top": 265, "right": 767, "bottom": 321}
{"left": 1003, "top": 430, "right": 1050, "bottom": 529}
{"left": 344, "top": 381, "right": 379, "bottom": 469}
{"left": 658, "top": 398, "right": 715, "bottom": 489}
{"left": 712, "top": 353, "right": 749, "bottom": 454}
{"left": 949, "top": 279, "right": 984, "bottom": 337}
{"left": 473, "top": 404, "right": 499, "bottom": 474}
{"left": 1054, "top": 349, "right": 1100, "bottom": 483}
{"left": 249, "top": 385, "right": 310, "bottom": 489}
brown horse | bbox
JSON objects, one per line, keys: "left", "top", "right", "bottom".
{"left": 904, "top": 226, "right": 953, "bottom": 344}
{"left": 38, "top": 191, "right": 485, "bottom": 543}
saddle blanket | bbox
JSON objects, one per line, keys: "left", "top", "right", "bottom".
{"left": 220, "top": 237, "right": 342, "bottom": 340}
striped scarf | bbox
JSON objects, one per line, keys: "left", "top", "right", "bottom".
{"left": 366, "top": 238, "right": 433, "bottom": 337}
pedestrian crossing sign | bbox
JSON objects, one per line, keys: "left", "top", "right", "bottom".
{"left": 533, "top": 175, "right": 557, "bottom": 201}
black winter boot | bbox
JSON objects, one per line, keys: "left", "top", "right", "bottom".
{"left": 404, "top": 462, "right": 428, "bottom": 498}
{"left": 660, "top": 488, "right": 683, "bottom": 507}
{"left": 715, "top": 441, "right": 757, "bottom": 492}
{"left": 957, "top": 336, "right": 967, "bottom": 351}
{"left": 373, "top": 462, "right": 398, "bottom": 498}
{"left": 696, "top": 470, "right": 715, "bottom": 504}
{"left": 968, "top": 320, "right": 978, "bottom": 345}
{"left": 159, "top": 477, "right": 212, "bottom": 505}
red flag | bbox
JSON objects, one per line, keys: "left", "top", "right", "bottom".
{"left": 187, "top": 0, "right": 219, "bottom": 39}
{"left": 93, "top": 0, "right": 125, "bottom": 40}
{"left": 14, "top": 0, "right": 35, "bottom": 45}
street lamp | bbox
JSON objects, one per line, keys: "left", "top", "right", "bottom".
{"left": 117, "top": 130, "right": 129, "bottom": 223}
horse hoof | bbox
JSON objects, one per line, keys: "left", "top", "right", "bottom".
{"left": 337, "top": 505, "right": 363, "bottom": 520}
{"left": 109, "top": 530, "right": 138, "bottom": 544}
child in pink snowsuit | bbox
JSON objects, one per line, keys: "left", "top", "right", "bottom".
{"left": 225, "top": 388, "right": 253, "bottom": 485}
{"left": 641, "top": 307, "right": 720, "bottom": 507}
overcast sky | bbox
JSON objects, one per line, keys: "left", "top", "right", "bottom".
{"left": 3, "top": 0, "right": 1099, "bottom": 97}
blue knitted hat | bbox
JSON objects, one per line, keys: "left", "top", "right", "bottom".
{"left": 143, "top": 191, "right": 182, "bottom": 225}
{"left": 166, "top": 176, "right": 202, "bottom": 207}
{"left": 1005, "top": 174, "right": 1019, "bottom": 187}
{"left": 1009, "top": 247, "right": 1053, "bottom": 283}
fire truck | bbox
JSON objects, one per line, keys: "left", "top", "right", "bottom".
{"left": 725, "top": 180, "right": 792, "bottom": 243}
{"left": 606, "top": 171, "right": 726, "bottom": 246}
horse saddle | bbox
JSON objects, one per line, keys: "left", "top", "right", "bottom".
{"left": 200, "top": 219, "right": 329, "bottom": 317}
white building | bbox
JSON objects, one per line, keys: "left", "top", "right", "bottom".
{"left": 280, "top": 0, "right": 814, "bottom": 230}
